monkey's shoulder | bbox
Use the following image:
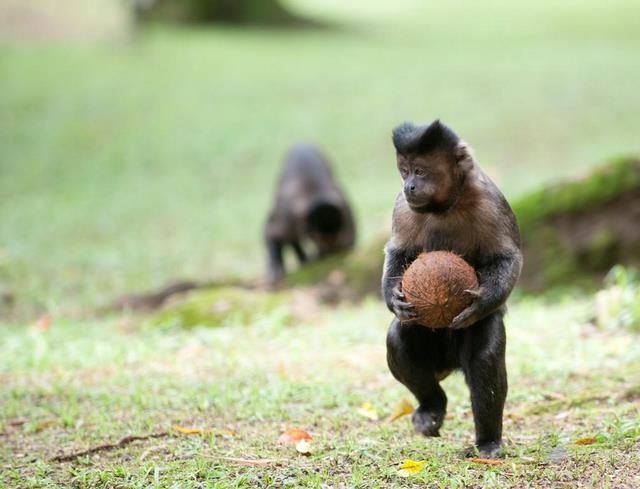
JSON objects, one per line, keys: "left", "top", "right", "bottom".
{"left": 389, "top": 187, "right": 518, "bottom": 260}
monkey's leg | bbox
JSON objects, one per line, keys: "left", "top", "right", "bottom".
{"left": 266, "top": 238, "right": 285, "bottom": 285}
{"left": 386, "top": 319, "right": 448, "bottom": 436}
{"left": 291, "top": 240, "right": 308, "bottom": 264}
{"left": 460, "top": 310, "right": 508, "bottom": 457}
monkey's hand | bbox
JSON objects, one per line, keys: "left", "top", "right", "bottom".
{"left": 390, "top": 285, "right": 418, "bottom": 324}
{"left": 449, "top": 288, "right": 483, "bottom": 330}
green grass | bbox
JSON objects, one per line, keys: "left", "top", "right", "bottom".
{"left": 1, "top": 0, "right": 640, "bottom": 316}
{"left": 1, "top": 297, "right": 639, "bottom": 487}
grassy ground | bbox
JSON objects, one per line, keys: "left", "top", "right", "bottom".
{"left": 1, "top": 1, "right": 640, "bottom": 487}
{"left": 1, "top": 296, "right": 639, "bottom": 487}
{"left": 1, "top": 0, "right": 640, "bottom": 316}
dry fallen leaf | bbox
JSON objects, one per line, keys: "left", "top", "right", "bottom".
{"left": 278, "top": 428, "right": 312, "bottom": 444}
{"left": 172, "top": 426, "right": 203, "bottom": 435}
{"left": 386, "top": 398, "right": 415, "bottom": 423}
{"left": 34, "top": 315, "right": 51, "bottom": 332}
{"left": 469, "top": 457, "right": 504, "bottom": 465}
{"left": 277, "top": 361, "right": 287, "bottom": 379}
{"left": 295, "top": 439, "right": 312, "bottom": 455}
{"left": 214, "top": 428, "right": 238, "bottom": 438}
{"left": 357, "top": 402, "right": 379, "bottom": 421}
{"left": 397, "top": 459, "right": 427, "bottom": 477}
{"left": 575, "top": 437, "right": 596, "bottom": 445}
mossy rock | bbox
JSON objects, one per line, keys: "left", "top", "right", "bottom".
{"left": 149, "top": 286, "right": 292, "bottom": 328}
{"left": 513, "top": 156, "right": 640, "bottom": 233}
{"left": 517, "top": 157, "right": 640, "bottom": 290}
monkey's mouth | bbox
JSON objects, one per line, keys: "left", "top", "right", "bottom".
{"left": 407, "top": 199, "right": 450, "bottom": 214}
{"left": 406, "top": 197, "right": 432, "bottom": 213}
{"left": 408, "top": 203, "right": 432, "bottom": 214}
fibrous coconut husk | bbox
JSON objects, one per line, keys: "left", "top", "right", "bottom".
{"left": 401, "top": 251, "right": 478, "bottom": 328}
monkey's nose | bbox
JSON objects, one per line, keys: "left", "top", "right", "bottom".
{"left": 410, "top": 184, "right": 416, "bottom": 192}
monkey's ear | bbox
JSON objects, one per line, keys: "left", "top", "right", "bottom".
{"left": 454, "top": 141, "right": 474, "bottom": 171}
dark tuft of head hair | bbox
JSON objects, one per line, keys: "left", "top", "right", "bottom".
{"left": 392, "top": 120, "right": 460, "bottom": 155}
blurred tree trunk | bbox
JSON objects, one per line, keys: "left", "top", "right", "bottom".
{"left": 133, "top": 0, "right": 303, "bottom": 25}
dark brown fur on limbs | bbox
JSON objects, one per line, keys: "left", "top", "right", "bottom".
{"left": 383, "top": 119, "right": 522, "bottom": 459}
{"left": 401, "top": 251, "right": 478, "bottom": 328}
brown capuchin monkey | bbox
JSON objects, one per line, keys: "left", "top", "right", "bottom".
{"left": 383, "top": 120, "right": 522, "bottom": 458}
{"left": 265, "top": 143, "right": 356, "bottom": 286}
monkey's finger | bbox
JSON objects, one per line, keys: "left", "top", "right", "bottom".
{"left": 394, "top": 300, "right": 415, "bottom": 311}
{"left": 395, "top": 307, "right": 417, "bottom": 320}
{"left": 400, "top": 318, "right": 418, "bottom": 326}
{"left": 392, "top": 287, "right": 405, "bottom": 300}
{"left": 395, "top": 305, "right": 416, "bottom": 315}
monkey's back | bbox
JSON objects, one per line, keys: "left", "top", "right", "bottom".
{"left": 276, "top": 143, "right": 346, "bottom": 217}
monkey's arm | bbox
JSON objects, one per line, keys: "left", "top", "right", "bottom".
{"left": 450, "top": 249, "right": 523, "bottom": 329}
{"left": 264, "top": 213, "right": 289, "bottom": 286}
{"left": 265, "top": 236, "right": 285, "bottom": 286}
{"left": 291, "top": 240, "right": 308, "bottom": 264}
{"left": 382, "top": 244, "right": 420, "bottom": 322}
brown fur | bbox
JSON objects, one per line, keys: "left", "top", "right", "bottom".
{"left": 387, "top": 165, "right": 517, "bottom": 267}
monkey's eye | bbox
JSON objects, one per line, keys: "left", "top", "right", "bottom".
{"left": 415, "top": 168, "right": 424, "bottom": 177}
{"left": 399, "top": 167, "right": 409, "bottom": 178}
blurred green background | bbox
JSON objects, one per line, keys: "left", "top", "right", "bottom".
{"left": 1, "top": 0, "right": 639, "bottom": 314}
{"left": 2, "top": 3, "right": 640, "bottom": 487}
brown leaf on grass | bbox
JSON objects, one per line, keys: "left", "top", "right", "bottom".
{"left": 34, "top": 314, "right": 51, "bottom": 332}
{"left": 469, "top": 458, "right": 504, "bottom": 465}
{"left": 386, "top": 398, "right": 414, "bottom": 423}
{"left": 172, "top": 426, "right": 203, "bottom": 435}
{"left": 397, "top": 459, "right": 426, "bottom": 477}
{"left": 214, "top": 428, "right": 238, "bottom": 438}
{"left": 278, "top": 428, "right": 312, "bottom": 444}
{"left": 295, "top": 439, "right": 312, "bottom": 455}
{"left": 575, "top": 437, "right": 596, "bottom": 445}
{"left": 357, "top": 402, "right": 379, "bottom": 421}
{"left": 277, "top": 361, "right": 287, "bottom": 379}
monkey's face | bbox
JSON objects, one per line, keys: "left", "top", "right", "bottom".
{"left": 397, "top": 152, "right": 455, "bottom": 214}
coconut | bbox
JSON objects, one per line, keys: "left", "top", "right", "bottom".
{"left": 401, "top": 251, "right": 479, "bottom": 328}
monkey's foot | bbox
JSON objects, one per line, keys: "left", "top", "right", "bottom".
{"left": 462, "top": 441, "right": 504, "bottom": 459}
{"left": 411, "top": 406, "right": 444, "bottom": 437}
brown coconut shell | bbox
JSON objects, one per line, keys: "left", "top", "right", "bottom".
{"left": 401, "top": 251, "right": 479, "bottom": 329}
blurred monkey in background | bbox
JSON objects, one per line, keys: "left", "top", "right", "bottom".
{"left": 265, "top": 144, "right": 356, "bottom": 286}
